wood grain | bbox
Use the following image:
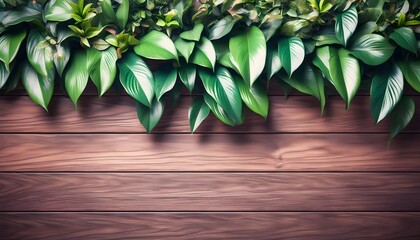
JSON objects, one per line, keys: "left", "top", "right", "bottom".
{"left": 1, "top": 96, "right": 420, "bottom": 133}
{"left": 1, "top": 134, "right": 419, "bottom": 172}
{"left": 1, "top": 173, "right": 420, "bottom": 211}
{"left": 1, "top": 212, "right": 420, "bottom": 240}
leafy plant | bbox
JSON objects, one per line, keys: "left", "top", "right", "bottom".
{"left": 0, "top": 0, "right": 419, "bottom": 141}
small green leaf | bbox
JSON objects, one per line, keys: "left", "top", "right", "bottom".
{"left": 208, "top": 16, "right": 239, "bottom": 40}
{"left": 278, "top": 37, "right": 305, "bottom": 78}
{"left": 389, "top": 96, "right": 415, "bottom": 141}
{"left": 65, "top": 50, "right": 89, "bottom": 107}
{"left": 398, "top": 59, "right": 420, "bottom": 92}
{"left": 154, "top": 67, "right": 177, "bottom": 101}
{"left": 266, "top": 44, "right": 281, "bottom": 79}
{"left": 118, "top": 52, "right": 154, "bottom": 107}
{"left": 175, "top": 38, "right": 195, "bottom": 62}
{"left": 87, "top": 47, "right": 118, "bottom": 96}
{"left": 335, "top": 5, "right": 358, "bottom": 47}
{"left": 136, "top": 99, "right": 164, "bottom": 133}
{"left": 134, "top": 30, "right": 178, "bottom": 61}
{"left": 178, "top": 64, "right": 196, "bottom": 93}
{"left": 0, "top": 30, "right": 26, "bottom": 71}
{"left": 45, "top": 0, "right": 75, "bottom": 22}
{"left": 22, "top": 62, "right": 54, "bottom": 111}
{"left": 350, "top": 34, "right": 395, "bottom": 66}
{"left": 180, "top": 23, "right": 204, "bottom": 42}
{"left": 191, "top": 37, "right": 216, "bottom": 70}
{"left": 189, "top": 97, "right": 210, "bottom": 133}
{"left": 389, "top": 27, "right": 417, "bottom": 54}
{"left": 235, "top": 75, "right": 269, "bottom": 118}
{"left": 116, "top": 0, "right": 129, "bottom": 29}
{"left": 26, "top": 30, "right": 54, "bottom": 77}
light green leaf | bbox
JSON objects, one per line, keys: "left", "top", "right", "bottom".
{"left": 22, "top": 62, "right": 54, "bottom": 111}
{"left": 26, "top": 30, "right": 54, "bottom": 77}
{"left": 266, "top": 44, "right": 281, "bottom": 79}
{"left": 134, "top": 30, "right": 178, "bottom": 61}
{"left": 189, "top": 97, "right": 210, "bottom": 133}
{"left": 335, "top": 5, "right": 358, "bottom": 47}
{"left": 208, "top": 16, "right": 239, "bottom": 40}
{"left": 45, "top": 0, "right": 75, "bottom": 22}
{"left": 398, "top": 59, "right": 420, "bottom": 92}
{"left": 118, "top": 52, "right": 154, "bottom": 107}
{"left": 87, "top": 47, "right": 118, "bottom": 96}
{"left": 278, "top": 37, "right": 305, "bottom": 78}
{"left": 204, "top": 93, "right": 236, "bottom": 126}
{"left": 154, "top": 67, "right": 177, "bottom": 101}
{"left": 229, "top": 26, "right": 266, "bottom": 86}
{"left": 180, "top": 23, "right": 204, "bottom": 42}
{"left": 178, "top": 64, "right": 196, "bottom": 93}
{"left": 218, "top": 52, "right": 240, "bottom": 75}
{"left": 370, "top": 63, "right": 404, "bottom": 123}
{"left": 235, "top": 75, "right": 269, "bottom": 118}
{"left": 0, "top": 30, "right": 26, "bottom": 71}
{"left": 199, "top": 67, "right": 243, "bottom": 124}
{"left": 350, "top": 34, "right": 395, "bottom": 66}
{"left": 390, "top": 96, "right": 415, "bottom": 141}
{"left": 136, "top": 99, "right": 164, "bottom": 133}
{"left": 191, "top": 37, "right": 216, "bottom": 70}
{"left": 175, "top": 38, "right": 195, "bottom": 62}
{"left": 116, "top": 0, "right": 129, "bottom": 29}
{"left": 389, "top": 27, "right": 417, "bottom": 54}
{"left": 65, "top": 50, "right": 89, "bottom": 107}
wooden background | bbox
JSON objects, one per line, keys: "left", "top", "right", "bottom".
{"left": 1, "top": 85, "right": 420, "bottom": 239}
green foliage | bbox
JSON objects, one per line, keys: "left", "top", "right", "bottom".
{"left": 0, "top": 0, "right": 419, "bottom": 139}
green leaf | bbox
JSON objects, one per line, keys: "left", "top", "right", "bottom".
{"left": 398, "top": 59, "right": 420, "bottom": 92}
{"left": 1, "top": 4, "right": 42, "bottom": 27}
{"left": 116, "top": 0, "right": 129, "bottom": 29}
{"left": 229, "top": 26, "right": 266, "bottom": 86}
{"left": 204, "top": 93, "right": 236, "bottom": 126}
{"left": 178, "top": 63, "right": 196, "bottom": 93}
{"left": 235, "top": 75, "right": 269, "bottom": 118}
{"left": 45, "top": 0, "right": 75, "bottom": 22}
{"left": 266, "top": 44, "right": 281, "bottom": 79}
{"left": 87, "top": 47, "right": 118, "bottom": 96}
{"left": 174, "top": 38, "right": 195, "bottom": 62}
{"left": 22, "top": 62, "right": 54, "bottom": 111}
{"left": 313, "top": 47, "right": 360, "bottom": 108}
{"left": 118, "top": 52, "right": 154, "bottom": 107}
{"left": 189, "top": 97, "right": 210, "bottom": 133}
{"left": 154, "top": 67, "right": 177, "bottom": 101}
{"left": 0, "top": 30, "right": 26, "bottom": 71}
{"left": 389, "top": 96, "right": 415, "bottom": 141}
{"left": 191, "top": 37, "right": 216, "bottom": 70}
{"left": 278, "top": 37, "right": 305, "bottom": 78}
{"left": 218, "top": 52, "right": 240, "bottom": 75}
{"left": 370, "top": 63, "right": 404, "bottom": 123}
{"left": 199, "top": 67, "right": 243, "bottom": 124}
{"left": 0, "top": 61, "right": 10, "bottom": 89}
{"left": 208, "top": 16, "right": 239, "bottom": 40}
{"left": 350, "top": 34, "right": 395, "bottom": 66}
{"left": 180, "top": 23, "right": 204, "bottom": 42}
{"left": 136, "top": 98, "right": 164, "bottom": 133}
{"left": 54, "top": 43, "right": 71, "bottom": 77}
{"left": 100, "top": 0, "right": 116, "bottom": 22}
{"left": 282, "top": 64, "right": 326, "bottom": 112}
{"left": 335, "top": 5, "right": 358, "bottom": 47}
{"left": 26, "top": 30, "right": 54, "bottom": 77}
{"left": 65, "top": 50, "right": 89, "bottom": 107}
{"left": 389, "top": 27, "right": 417, "bottom": 54}
{"left": 134, "top": 30, "right": 178, "bottom": 61}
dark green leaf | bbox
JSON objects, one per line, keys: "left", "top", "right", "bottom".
{"left": 1, "top": 4, "right": 42, "bottom": 27}
{"left": 22, "top": 62, "right": 54, "bottom": 111}
{"left": 335, "top": 5, "right": 358, "bottom": 47}
{"left": 178, "top": 63, "right": 196, "bottom": 93}
{"left": 0, "top": 61, "right": 10, "bottom": 89}
{"left": 390, "top": 96, "right": 415, "bottom": 141}
{"left": 154, "top": 67, "right": 177, "bottom": 101}
{"left": 208, "top": 16, "right": 239, "bottom": 40}
{"left": 204, "top": 93, "right": 236, "bottom": 126}
{"left": 116, "top": 0, "right": 129, "bottom": 29}
{"left": 235, "top": 75, "right": 269, "bottom": 118}
{"left": 26, "top": 30, "right": 54, "bottom": 77}
{"left": 189, "top": 97, "right": 210, "bottom": 133}
{"left": 53, "top": 43, "right": 71, "bottom": 77}
{"left": 398, "top": 59, "right": 420, "bottom": 92}
{"left": 0, "top": 30, "right": 26, "bottom": 71}
{"left": 174, "top": 38, "right": 195, "bottom": 62}
{"left": 45, "top": 0, "right": 75, "bottom": 22}
{"left": 136, "top": 98, "right": 164, "bottom": 133}
{"left": 389, "top": 27, "right": 417, "bottom": 54}
{"left": 278, "top": 37, "right": 305, "bottom": 78}
{"left": 266, "top": 44, "right": 281, "bottom": 79}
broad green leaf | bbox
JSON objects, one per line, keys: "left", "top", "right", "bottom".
{"left": 398, "top": 59, "right": 420, "bottom": 92}
{"left": 65, "top": 50, "right": 89, "bottom": 107}
{"left": 191, "top": 37, "right": 216, "bottom": 70}
{"left": 283, "top": 64, "right": 326, "bottom": 112}
{"left": 278, "top": 37, "right": 305, "bottom": 78}
{"left": 118, "top": 52, "right": 154, "bottom": 107}
{"left": 174, "top": 38, "right": 195, "bottom": 62}
{"left": 54, "top": 43, "right": 70, "bottom": 77}
{"left": 229, "top": 26, "right": 266, "bottom": 86}
{"left": 189, "top": 97, "right": 210, "bottom": 133}
{"left": 266, "top": 44, "right": 281, "bottom": 79}
{"left": 370, "top": 63, "right": 404, "bottom": 123}
{"left": 0, "top": 30, "right": 26, "bottom": 71}
{"left": 180, "top": 23, "right": 204, "bottom": 41}
{"left": 235, "top": 75, "right": 269, "bottom": 118}
{"left": 350, "top": 34, "right": 395, "bottom": 66}
{"left": 218, "top": 52, "right": 240, "bottom": 75}
{"left": 116, "top": 0, "right": 129, "bottom": 29}
{"left": 199, "top": 67, "right": 242, "bottom": 124}
{"left": 87, "top": 47, "right": 118, "bottom": 96}
{"left": 0, "top": 62, "right": 10, "bottom": 89}
{"left": 390, "top": 96, "right": 415, "bottom": 141}
{"left": 22, "top": 62, "right": 54, "bottom": 111}
{"left": 26, "top": 30, "right": 54, "bottom": 77}
{"left": 313, "top": 46, "right": 332, "bottom": 81}
{"left": 134, "top": 30, "right": 178, "bottom": 61}
{"left": 204, "top": 93, "right": 236, "bottom": 126}
{"left": 154, "top": 67, "right": 177, "bottom": 101}
{"left": 178, "top": 64, "right": 196, "bottom": 92}
{"left": 208, "top": 16, "right": 239, "bottom": 40}
{"left": 45, "top": 0, "right": 75, "bottom": 22}
{"left": 389, "top": 27, "right": 417, "bottom": 54}
{"left": 136, "top": 99, "right": 164, "bottom": 133}
{"left": 335, "top": 5, "right": 358, "bottom": 47}
{"left": 1, "top": 4, "right": 42, "bottom": 27}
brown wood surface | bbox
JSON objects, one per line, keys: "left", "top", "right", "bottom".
{"left": 1, "top": 212, "right": 420, "bottom": 240}
{"left": 1, "top": 173, "right": 420, "bottom": 211}
{"left": 0, "top": 134, "right": 419, "bottom": 172}
{"left": 1, "top": 96, "right": 420, "bottom": 133}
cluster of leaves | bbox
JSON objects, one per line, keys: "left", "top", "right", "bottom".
{"left": 0, "top": 0, "right": 419, "bottom": 140}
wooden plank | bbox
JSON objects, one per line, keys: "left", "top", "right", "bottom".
{"left": 1, "top": 134, "right": 419, "bottom": 172}
{"left": 0, "top": 173, "right": 419, "bottom": 211}
{"left": 1, "top": 96, "right": 420, "bottom": 133}
{"left": 1, "top": 212, "right": 419, "bottom": 240}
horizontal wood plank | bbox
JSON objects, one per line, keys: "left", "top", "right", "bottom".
{"left": 1, "top": 134, "right": 419, "bottom": 172}
{"left": 1, "top": 173, "right": 419, "bottom": 211}
{"left": 1, "top": 96, "right": 420, "bottom": 133}
{"left": 1, "top": 212, "right": 420, "bottom": 240}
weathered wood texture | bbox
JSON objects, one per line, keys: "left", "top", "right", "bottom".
{"left": 1, "top": 213, "right": 420, "bottom": 240}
